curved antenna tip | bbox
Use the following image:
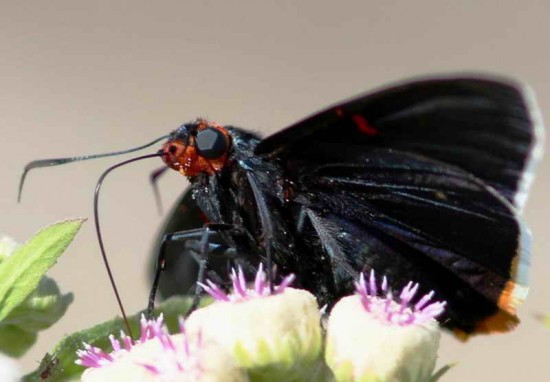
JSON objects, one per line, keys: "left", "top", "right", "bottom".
{"left": 16, "top": 134, "right": 170, "bottom": 204}
{"left": 17, "top": 167, "right": 30, "bottom": 203}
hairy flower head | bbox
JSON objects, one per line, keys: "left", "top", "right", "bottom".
{"left": 77, "top": 314, "right": 246, "bottom": 382}
{"left": 188, "top": 264, "right": 323, "bottom": 381}
{"left": 326, "top": 271, "right": 445, "bottom": 382}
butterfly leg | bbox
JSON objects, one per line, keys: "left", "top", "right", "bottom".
{"left": 245, "top": 172, "right": 277, "bottom": 290}
{"left": 189, "top": 223, "right": 237, "bottom": 314}
{"left": 147, "top": 224, "right": 234, "bottom": 318}
{"left": 183, "top": 241, "right": 238, "bottom": 285}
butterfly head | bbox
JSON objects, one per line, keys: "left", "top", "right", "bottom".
{"left": 162, "top": 119, "right": 232, "bottom": 176}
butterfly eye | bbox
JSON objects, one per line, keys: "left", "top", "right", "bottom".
{"left": 195, "top": 127, "right": 229, "bottom": 159}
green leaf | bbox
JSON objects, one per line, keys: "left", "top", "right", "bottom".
{"left": 32, "top": 353, "right": 62, "bottom": 382}
{"left": 0, "top": 219, "right": 85, "bottom": 322}
{"left": 0, "top": 324, "right": 37, "bottom": 357}
{"left": 0, "top": 276, "right": 74, "bottom": 357}
{"left": 2, "top": 277, "right": 73, "bottom": 332}
{"left": 23, "top": 296, "right": 199, "bottom": 382}
{"left": 0, "top": 220, "right": 83, "bottom": 357}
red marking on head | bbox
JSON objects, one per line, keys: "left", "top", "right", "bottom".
{"left": 352, "top": 114, "right": 378, "bottom": 136}
{"left": 161, "top": 120, "right": 231, "bottom": 177}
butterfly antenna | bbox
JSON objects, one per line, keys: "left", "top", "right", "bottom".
{"left": 18, "top": 134, "right": 170, "bottom": 202}
{"left": 94, "top": 152, "right": 163, "bottom": 337}
{"left": 150, "top": 166, "right": 169, "bottom": 215}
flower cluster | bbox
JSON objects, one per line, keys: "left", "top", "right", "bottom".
{"left": 77, "top": 266, "right": 447, "bottom": 382}
{"left": 78, "top": 315, "right": 246, "bottom": 381}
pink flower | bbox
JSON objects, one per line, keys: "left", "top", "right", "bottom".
{"left": 198, "top": 263, "right": 295, "bottom": 302}
{"left": 77, "top": 315, "right": 246, "bottom": 382}
{"left": 355, "top": 270, "right": 446, "bottom": 325}
{"left": 187, "top": 264, "right": 323, "bottom": 381}
{"left": 326, "top": 271, "right": 446, "bottom": 382}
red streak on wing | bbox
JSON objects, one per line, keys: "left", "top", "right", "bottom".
{"left": 352, "top": 114, "right": 378, "bottom": 136}
{"left": 198, "top": 211, "right": 209, "bottom": 224}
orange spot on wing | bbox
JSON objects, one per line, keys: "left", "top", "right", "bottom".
{"left": 476, "top": 310, "right": 519, "bottom": 333}
{"left": 352, "top": 114, "right": 378, "bottom": 136}
{"left": 497, "top": 280, "right": 527, "bottom": 315}
{"left": 454, "top": 309, "right": 520, "bottom": 341}
{"left": 496, "top": 253, "right": 529, "bottom": 315}
{"left": 453, "top": 278, "right": 526, "bottom": 340}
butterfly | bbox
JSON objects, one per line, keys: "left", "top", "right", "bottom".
{"left": 21, "top": 74, "right": 543, "bottom": 335}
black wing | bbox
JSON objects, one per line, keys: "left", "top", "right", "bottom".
{"left": 257, "top": 75, "right": 542, "bottom": 211}
{"left": 256, "top": 75, "right": 542, "bottom": 333}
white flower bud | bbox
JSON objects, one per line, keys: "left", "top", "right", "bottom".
{"left": 187, "top": 266, "right": 323, "bottom": 381}
{"left": 325, "top": 272, "right": 444, "bottom": 382}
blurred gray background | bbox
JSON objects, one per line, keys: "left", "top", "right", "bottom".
{"left": 1, "top": 1, "right": 549, "bottom": 380}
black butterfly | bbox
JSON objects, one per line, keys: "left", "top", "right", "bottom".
{"left": 21, "top": 74, "right": 543, "bottom": 335}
